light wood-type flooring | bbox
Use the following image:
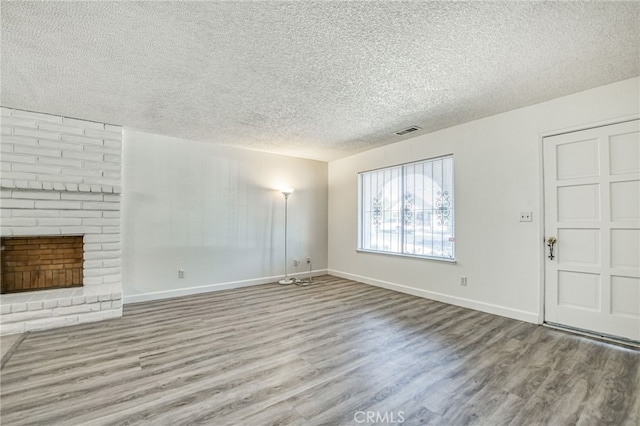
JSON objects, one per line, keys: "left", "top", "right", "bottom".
{"left": 1, "top": 276, "right": 639, "bottom": 425}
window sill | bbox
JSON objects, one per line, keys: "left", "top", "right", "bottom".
{"left": 356, "top": 249, "right": 457, "bottom": 264}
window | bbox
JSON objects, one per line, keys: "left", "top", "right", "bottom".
{"left": 358, "top": 155, "right": 455, "bottom": 260}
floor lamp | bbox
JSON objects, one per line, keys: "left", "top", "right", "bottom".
{"left": 279, "top": 188, "right": 294, "bottom": 285}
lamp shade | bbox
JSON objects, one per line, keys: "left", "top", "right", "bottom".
{"left": 281, "top": 188, "right": 294, "bottom": 196}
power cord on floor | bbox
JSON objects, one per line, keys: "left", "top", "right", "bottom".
{"left": 293, "top": 259, "right": 325, "bottom": 287}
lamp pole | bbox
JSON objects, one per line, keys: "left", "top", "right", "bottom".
{"left": 279, "top": 189, "right": 294, "bottom": 285}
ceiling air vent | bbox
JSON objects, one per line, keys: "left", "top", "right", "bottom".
{"left": 394, "top": 126, "right": 421, "bottom": 136}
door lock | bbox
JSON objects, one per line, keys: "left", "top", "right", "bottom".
{"left": 546, "top": 237, "right": 557, "bottom": 260}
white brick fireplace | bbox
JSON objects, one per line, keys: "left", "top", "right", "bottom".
{"left": 1, "top": 107, "right": 123, "bottom": 335}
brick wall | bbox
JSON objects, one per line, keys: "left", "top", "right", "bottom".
{"left": 1, "top": 108, "right": 122, "bottom": 192}
{"left": 0, "top": 107, "right": 123, "bottom": 333}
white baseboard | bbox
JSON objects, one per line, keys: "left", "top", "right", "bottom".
{"left": 124, "top": 269, "right": 329, "bottom": 304}
{"left": 329, "top": 269, "right": 539, "bottom": 324}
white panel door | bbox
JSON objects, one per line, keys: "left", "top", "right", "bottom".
{"left": 544, "top": 119, "right": 640, "bottom": 342}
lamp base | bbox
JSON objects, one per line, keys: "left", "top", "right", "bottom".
{"left": 278, "top": 278, "right": 294, "bottom": 285}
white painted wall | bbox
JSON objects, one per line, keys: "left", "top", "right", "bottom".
{"left": 328, "top": 77, "right": 640, "bottom": 323}
{"left": 122, "top": 130, "right": 327, "bottom": 302}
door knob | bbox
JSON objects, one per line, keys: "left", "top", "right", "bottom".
{"left": 547, "top": 237, "right": 557, "bottom": 260}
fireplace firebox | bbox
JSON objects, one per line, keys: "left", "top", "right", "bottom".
{"left": 1, "top": 236, "right": 83, "bottom": 294}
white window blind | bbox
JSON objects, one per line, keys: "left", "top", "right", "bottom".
{"left": 358, "top": 155, "right": 455, "bottom": 260}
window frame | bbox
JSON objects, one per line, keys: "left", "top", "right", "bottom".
{"left": 357, "top": 154, "right": 455, "bottom": 262}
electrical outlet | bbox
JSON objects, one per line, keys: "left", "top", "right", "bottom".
{"left": 178, "top": 270, "right": 185, "bottom": 279}
{"left": 519, "top": 212, "right": 533, "bottom": 222}
{"left": 294, "top": 259, "right": 299, "bottom": 267}
{"left": 460, "top": 276, "right": 468, "bottom": 286}
{"left": 306, "top": 257, "right": 311, "bottom": 264}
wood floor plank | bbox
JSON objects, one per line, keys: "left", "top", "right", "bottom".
{"left": 2, "top": 275, "right": 639, "bottom": 425}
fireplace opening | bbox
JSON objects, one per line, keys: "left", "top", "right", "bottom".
{"left": 1, "top": 236, "right": 84, "bottom": 294}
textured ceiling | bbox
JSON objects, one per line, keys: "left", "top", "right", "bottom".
{"left": 2, "top": 1, "right": 639, "bottom": 161}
